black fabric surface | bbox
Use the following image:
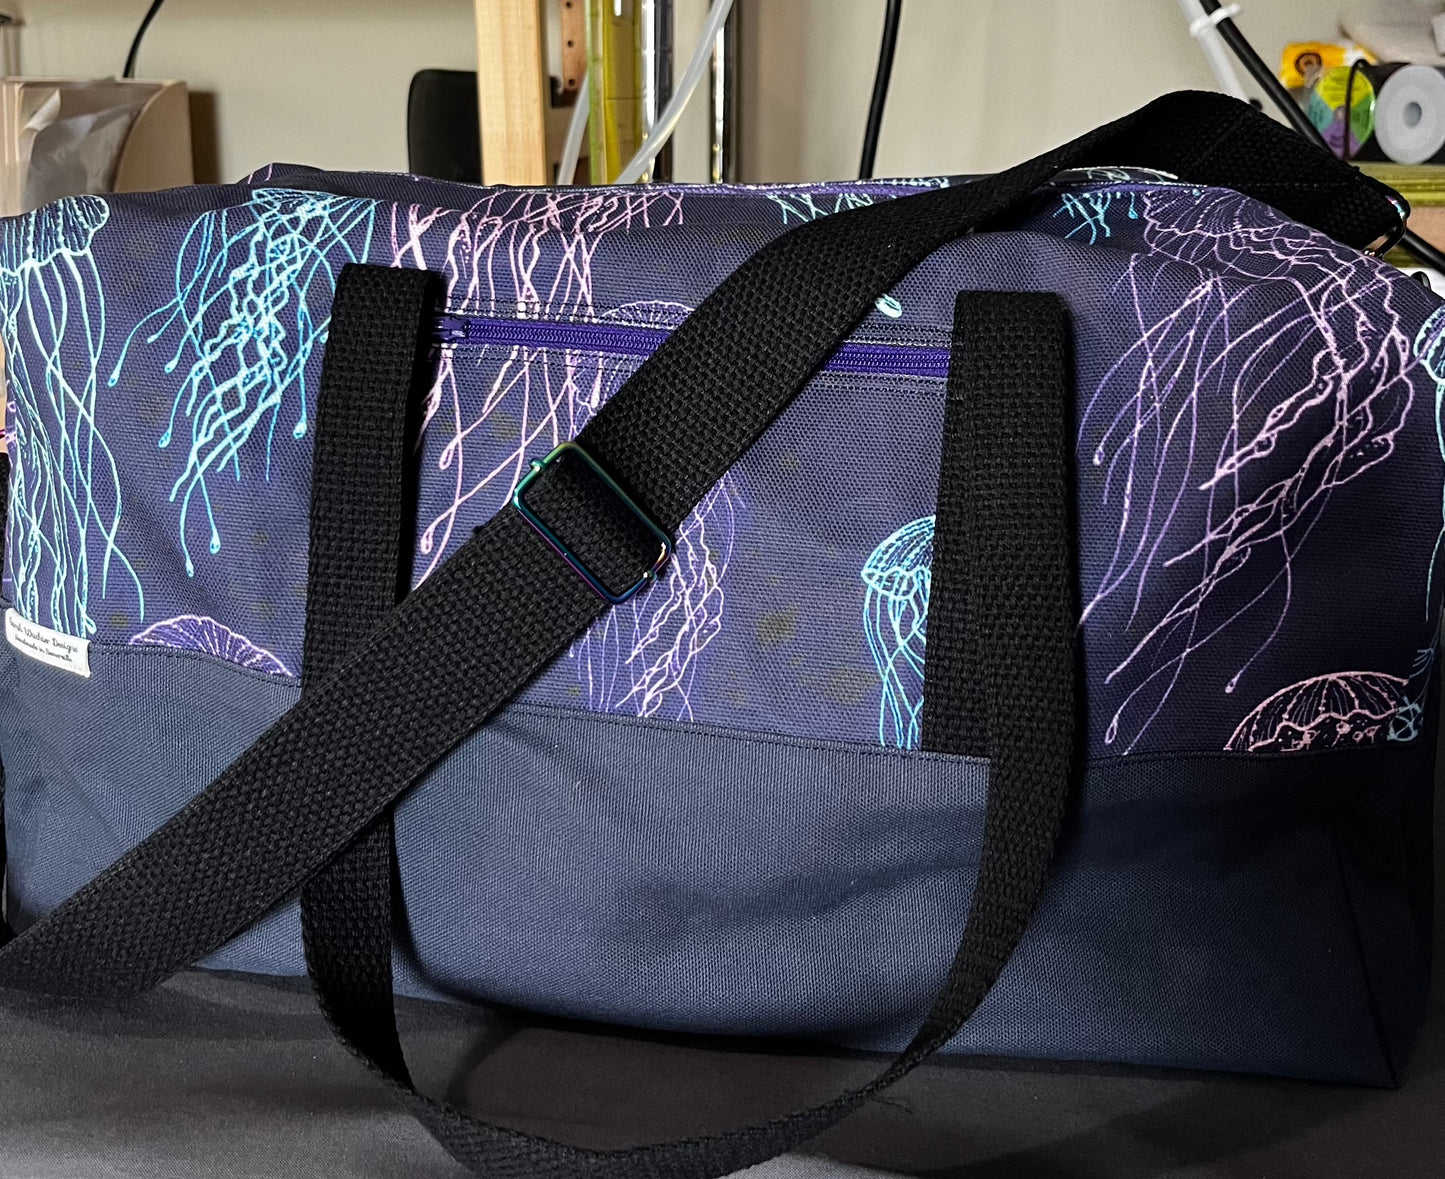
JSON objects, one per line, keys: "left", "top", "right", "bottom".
{"left": 2, "top": 870, "right": 1445, "bottom": 1179}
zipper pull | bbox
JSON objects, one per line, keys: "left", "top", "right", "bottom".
{"left": 433, "top": 315, "right": 471, "bottom": 343}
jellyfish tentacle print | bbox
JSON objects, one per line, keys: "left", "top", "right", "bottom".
{"left": 573, "top": 475, "right": 739, "bottom": 719}
{"left": 768, "top": 189, "right": 880, "bottom": 226}
{"left": 1387, "top": 644, "right": 1437, "bottom": 743}
{"left": 861, "top": 515, "right": 934, "bottom": 749}
{"left": 1052, "top": 187, "right": 1140, "bottom": 244}
{"left": 0, "top": 196, "right": 144, "bottom": 637}
{"left": 107, "top": 189, "right": 379, "bottom": 576}
{"left": 763, "top": 179, "right": 947, "bottom": 227}
{"left": 567, "top": 301, "right": 738, "bottom": 719}
{"left": 1414, "top": 304, "right": 1445, "bottom": 613}
{"left": 1079, "top": 185, "right": 1420, "bottom": 752}
{"left": 131, "top": 614, "right": 293, "bottom": 676}
{"left": 404, "top": 190, "right": 686, "bottom": 579}
{"left": 394, "top": 184, "right": 739, "bottom": 722}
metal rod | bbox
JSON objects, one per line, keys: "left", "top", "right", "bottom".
{"left": 710, "top": 0, "right": 739, "bottom": 183}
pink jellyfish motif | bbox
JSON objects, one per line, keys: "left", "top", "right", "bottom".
{"left": 387, "top": 175, "right": 738, "bottom": 722}
{"left": 1413, "top": 304, "right": 1445, "bottom": 610}
{"left": 568, "top": 301, "right": 740, "bottom": 720}
{"left": 1225, "top": 670, "right": 1410, "bottom": 753}
{"left": 130, "top": 615, "right": 293, "bottom": 677}
{"left": 1077, "top": 182, "right": 1419, "bottom": 753}
{"left": 388, "top": 189, "right": 686, "bottom": 579}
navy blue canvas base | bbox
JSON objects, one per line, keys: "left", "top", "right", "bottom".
{"left": 0, "top": 638, "right": 1432, "bottom": 1086}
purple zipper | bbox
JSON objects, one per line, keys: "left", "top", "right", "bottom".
{"left": 434, "top": 314, "right": 951, "bottom": 379}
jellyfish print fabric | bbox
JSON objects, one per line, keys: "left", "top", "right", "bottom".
{"left": 860, "top": 516, "right": 933, "bottom": 749}
{"left": 1226, "top": 670, "right": 1410, "bottom": 753}
{"left": 0, "top": 196, "right": 144, "bottom": 639}
{"left": 2, "top": 167, "right": 1442, "bottom": 761}
{"left": 130, "top": 615, "right": 292, "bottom": 677}
{"left": 853, "top": 173, "right": 1445, "bottom": 757}
{"left": 380, "top": 190, "right": 740, "bottom": 723}
{"left": 1225, "top": 645, "right": 1437, "bottom": 754}
{"left": 107, "top": 189, "right": 378, "bottom": 578}
{"left": 1028, "top": 175, "right": 1445, "bottom": 757}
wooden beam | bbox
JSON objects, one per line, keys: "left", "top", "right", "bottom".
{"left": 474, "top": 0, "right": 550, "bottom": 186}
{"left": 558, "top": 0, "right": 587, "bottom": 105}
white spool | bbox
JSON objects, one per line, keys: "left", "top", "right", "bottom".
{"left": 1375, "top": 65, "right": 1445, "bottom": 165}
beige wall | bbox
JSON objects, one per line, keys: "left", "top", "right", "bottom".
{"left": 14, "top": 0, "right": 479, "bottom": 181}
{"left": 8, "top": 0, "right": 1420, "bottom": 184}
{"left": 742, "top": 0, "right": 1358, "bottom": 179}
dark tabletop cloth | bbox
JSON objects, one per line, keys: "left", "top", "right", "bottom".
{"left": 3, "top": 903, "right": 1444, "bottom": 1179}
{"left": 4, "top": 739, "right": 1445, "bottom": 1179}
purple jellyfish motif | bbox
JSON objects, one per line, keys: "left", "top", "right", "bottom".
{"left": 1413, "top": 304, "right": 1445, "bottom": 611}
{"left": 130, "top": 614, "right": 293, "bottom": 677}
{"left": 571, "top": 476, "right": 739, "bottom": 720}
{"left": 1225, "top": 670, "right": 1410, "bottom": 753}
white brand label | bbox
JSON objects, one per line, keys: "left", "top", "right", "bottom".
{"left": 5, "top": 609, "right": 91, "bottom": 677}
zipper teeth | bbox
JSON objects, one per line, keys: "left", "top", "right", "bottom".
{"left": 434, "top": 315, "right": 950, "bottom": 379}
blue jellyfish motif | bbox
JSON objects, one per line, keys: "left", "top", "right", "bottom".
{"left": 130, "top": 614, "right": 292, "bottom": 676}
{"left": 762, "top": 178, "right": 947, "bottom": 227}
{"left": 107, "top": 189, "right": 378, "bottom": 576}
{"left": 861, "top": 515, "right": 934, "bottom": 749}
{"left": 766, "top": 188, "right": 880, "bottom": 226}
{"left": 1388, "top": 644, "right": 1437, "bottom": 744}
{"left": 0, "top": 195, "right": 144, "bottom": 638}
{"left": 1052, "top": 187, "right": 1140, "bottom": 244}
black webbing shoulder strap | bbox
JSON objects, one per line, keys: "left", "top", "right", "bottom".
{"left": 0, "top": 91, "right": 1403, "bottom": 1176}
{"left": 297, "top": 264, "right": 445, "bottom": 1085}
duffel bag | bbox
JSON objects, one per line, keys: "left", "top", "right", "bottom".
{"left": 0, "top": 91, "right": 1441, "bottom": 1177}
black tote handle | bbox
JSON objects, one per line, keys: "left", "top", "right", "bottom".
{"left": 0, "top": 91, "right": 1404, "bottom": 1176}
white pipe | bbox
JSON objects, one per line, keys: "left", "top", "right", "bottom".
{"left": 616, "top": 0, "right": 735, "bottom": 184}
{"left": 558, "top": 70, "right": 590, "bottom": 185}
{"left": 1177, "top": 0, "right": 1249, "bottom": 102}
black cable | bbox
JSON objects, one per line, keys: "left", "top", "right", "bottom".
{"left": 859, "top": 0, "right": 903, "bottom": 179}
{"left": 1399, "top": 227, "right": 1445, "bottom": 273}
{"left": 1196, "top": 0, "right": 1445, "bottom": 273}
{"left": 1196, "top": 0, "right": 1325, "bottom": 145}
{"left": 123, "top": 0, "right": 168, "bottom": 79}
{"left": 1343, "top": 57, "right": 1370, "bottom": 162}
